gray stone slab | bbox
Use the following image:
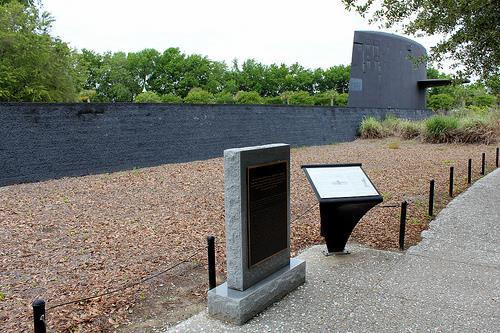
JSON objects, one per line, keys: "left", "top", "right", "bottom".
{"left": 207, "top": 258, "right": 305, "bottom": 325}
{"left": 224, "top": 143, "right": 291, "bottom": 291}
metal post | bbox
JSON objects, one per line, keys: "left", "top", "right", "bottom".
{"left": 207, "top": 236, "right": 216, "bottom": 290}
{"left": 481, "top": 153, "right": 485, "bottom": 175}
{"left": 467, "top": 159, "right": 472, "bottom": 185}
{"left": 449, "top": 166, "right": 454, "bottom": 197}
{"left": 428, "top": 180, "right": 434, "bottom": 217}
{"left": 32, "top": 299, "right": 46, "bottom": 333}
{"left": 399, "top": 201, "right": 407, "bottom": 250}
{"left": 496, "top": 148, "right": 499, "bottom": 168}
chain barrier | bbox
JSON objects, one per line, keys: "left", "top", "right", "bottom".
{"left": 45, "top": 247, "right": 204, "bottom": 311}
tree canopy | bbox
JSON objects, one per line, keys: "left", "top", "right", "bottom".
{"left": 0, "top": 0, "right": 78, "bottom": 101}
{"left": 342, "top": 0, "right": 500, "bottom": 80}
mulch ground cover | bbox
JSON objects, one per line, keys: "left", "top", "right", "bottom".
{"left": 1, "top": 138, "right": 497, "bottom": 332}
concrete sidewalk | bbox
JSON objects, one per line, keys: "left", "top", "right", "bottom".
{"left": 167, "top": 169, "right": 500, "bottom": 332}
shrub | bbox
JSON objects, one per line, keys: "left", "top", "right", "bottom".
{"left": 264, "top": 96, "right": 283, "bottom": 104}
{"left": 359, "top": 117, "right": 388, "bottom": 139}
{"left": 134, "top": 91, "right": 162, "bottom": 103}
{"left": 423, "top": 115, "right": 459, "bottom": 142}
{"left": 78, "top": 90, "right": 96, "bottom": 103}
{"left": 472, "top": 94, "right": 495, "bottom": 107}
{"left": 466, "top": 105, "right": 489, "bottom": 116}
{"left": 214, "top": 92, "right": 234, "bottom": 104}
{"left": 234, "top": 91, "right": 263, "bottom": 104}
{"left": 313, "top": 91, "right": 337, "bottom": 106}
{"left": 184, "top": 88, "right": 215, "bottom": 104}
{"left": 161, "top": 93, "right": 183, "bottom": 103}
{"left": 427, "top": 93, "right": 455, "bottom": 111}
{"left": 335, "top": 93, "right": 348, "bottom": 106}
{"left": 456, "top": 116, "right": 496, "bottom": 144}
{"left": 399, "top": 120, "right": 423, "bottom": 139}
{"left": 287, "top": 91, "right": 315, "bottom": 105}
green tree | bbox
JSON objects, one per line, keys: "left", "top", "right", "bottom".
{"left": 0, "top": 1, "right": 78, "bottom": 101}
{"left": 127, "top": 48, "right": 160, "bottom": 93}
{"left": 342, "top": 0, "right": 500, "bottom": 79}
{"left": 237, "top": 59, "right": 268, "bottom": 95}
{"left": 151, "top": 47, "right": 186, "bottom": 96}
{"left": 93, "top": 52, "right": 137, "bottom": 102}
{"left": 321, "top": 65, "right": 350, "bottom": 93}
{"left": 177, "top": 54, "right": 213, "bottom": 96}
{"left": 266, "top": 63, "right": 289, "bottom": 96}
{"left": 75, "top": 49, "right": 103, "bottom": 91}
{"left": 183, "top": 87, "right": 215, "bottom": 104}
{"left": 0, "top": 0, "right": 36, "bottom": 6}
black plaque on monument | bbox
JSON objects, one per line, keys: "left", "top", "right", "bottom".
{"left": 247, "top": 161, "right": 288, "bottom": 267}
{"left": 302, "top": 163, "right": 383, "bottom": 254}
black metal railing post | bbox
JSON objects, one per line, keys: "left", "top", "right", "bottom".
{"left": 481, "top": 153, "right": 485, "bottom": 175}
{"left": 428, "top": 179, "right": 434, "bottom": 217}
{"left": 496, "top": 148, "right": 499, "bottom": 168}
{"left": 467, "top": 159, "right": 472, "bottom": 185}
{"left": 207, "top": 236, "right": 216, "bottom": 290}
{"left": 399, "top": 201, "right": 407, "bottom": 250}
{"left": 32, "top": 298, "right": 46, "bottom": 333}
{"left": 449, "top": 166, "right": 454, "bottom": 197}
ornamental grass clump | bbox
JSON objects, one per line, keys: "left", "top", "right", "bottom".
{"left": 423, "top": 115, "right": 459, "bottom": 143}
{"left": 456, "top": 115, "right": 496, "bottom": 144}
{"left": 398, "top": 120, "right": 423, "bottom": 139}
{"left": 381, "top": 114, "right": 402, "bottom": 134}
{"left": 359, "top": 116, "right": 388, "bottom": 138}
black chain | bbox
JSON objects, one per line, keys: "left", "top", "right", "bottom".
{"left": 46, "top": 248, "right": 204, "bottom": 311}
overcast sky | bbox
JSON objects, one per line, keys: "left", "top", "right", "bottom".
{"left": 42, "top": 0, "right": 446, "bottom": 70}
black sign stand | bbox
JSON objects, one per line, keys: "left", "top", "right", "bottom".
{"left": 302, "top": 163, "right": 383, "bottom": 255}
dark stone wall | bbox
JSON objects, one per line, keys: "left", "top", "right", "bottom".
{"left": 0, "top": 103, "right": 432, "bottom": 186}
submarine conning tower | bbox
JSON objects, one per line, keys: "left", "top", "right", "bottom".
{"left": 347, "top": 31, "right": 451, "bottom": 109}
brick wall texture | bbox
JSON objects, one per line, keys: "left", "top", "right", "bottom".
{"left": 0, "top": 103, "right": 432, "bottom": 186}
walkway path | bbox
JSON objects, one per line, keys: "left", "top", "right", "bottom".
{"left": 167, "top": 169, "right": 500, "bottom": 332}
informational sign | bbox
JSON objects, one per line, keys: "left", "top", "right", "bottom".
{"left": 247, "top": 161, "right": 288, "bottom": 267}
{"left": 303, "top": 165, "right": 379, "bottom": 200}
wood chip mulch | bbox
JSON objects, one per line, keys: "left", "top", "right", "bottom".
{"left": 0, "top": 138, "right": 497, "bottom": 332}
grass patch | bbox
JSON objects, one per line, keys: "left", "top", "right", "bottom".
{"left": 387, "top": 140, "right": 400, "bottom": 149}
{"left": 408, "top": 218, "right": 423, "bottom": 225}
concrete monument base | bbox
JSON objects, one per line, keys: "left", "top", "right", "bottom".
{"left": 208, "top": 258, "right": 306, "bottom": 325}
